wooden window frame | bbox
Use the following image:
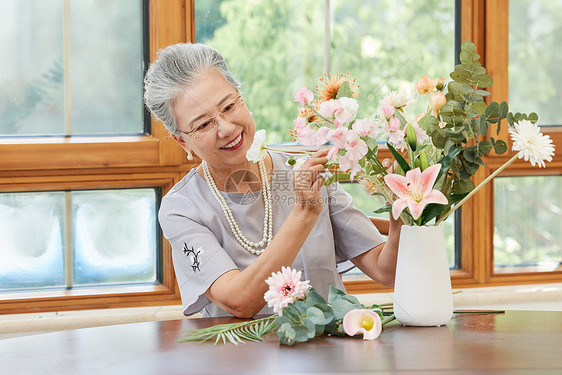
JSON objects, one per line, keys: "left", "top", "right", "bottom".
{"left": 350, "top": 0, "right": 562, "bottom": 293}
{"left": 0, "top": 0, "right": 197, "bottom": 314}
{"left": 4, "top": 0, "right": 560, "bottom": 315}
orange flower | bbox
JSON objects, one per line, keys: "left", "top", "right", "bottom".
{"left": 299, "top": 107, "right": 319, "bottom": 123}
{"left": 415, "top": 75, "right": 436, "bottom": 95}
{"left": 316, "top": 72, "right": 359, "bottom": 102}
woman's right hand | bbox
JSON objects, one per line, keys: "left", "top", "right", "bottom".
{"left": 292, "top": 149, "right": 330, "bottom": 216}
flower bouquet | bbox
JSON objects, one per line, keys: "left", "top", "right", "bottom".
{"left": 290, "top": 41, "right": 554, "bottom": 226}
{"left": 288, "top": 40, "right": 555, "bottom": 326}
{"left": 179, "top": 267, "right": 395, "bottom": 346}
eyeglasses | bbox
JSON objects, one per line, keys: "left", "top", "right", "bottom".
{"left": 181, "top": 95, "right": 245, "bottom": 138}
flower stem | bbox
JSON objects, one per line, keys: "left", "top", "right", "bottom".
{"left": 436, "top": 153, "right": 520, "bottom": 225}
{"left": 381, "top": 314, "right": 396, "bottom": 326}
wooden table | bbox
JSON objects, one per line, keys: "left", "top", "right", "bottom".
{"left": 1, "top": 311, "right": 561, "bottom": 374}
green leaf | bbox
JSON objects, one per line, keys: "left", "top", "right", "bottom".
{"left": 431, "top": 128, "right": 447, "bottom": 149}
{"left": 419, "top": 203, "right": 449, "bottom": 225}
{"left": 444, "top": 128, "right": 467, "bottom": 142}
{"left": 451, "top": 179, "right": 475, "bottom": 194}
{"left": 493, "top": 139, "right": 508, "bottom": 154}
{"left": 465, "top": 162, "right": 480, "bottom": 175}
{"left": 529, "top": 112, "right": 539, "bottom": 123}
{"left": 499, "top": 101, "right": 508, "bottom": 118}
{"left": 475, "top": 74, "right": 493, "bottom": 88}
{"left": 302, "top": 318, "right": 316, "bottom": 339}
{"left": 478, "top": 116, "right": 489, "bottom": 136}
{"left": 478, "top": 140, "right": 493, "bottom": 154}
{"left": 471, "top": 101, "right": 487, "bottom": 115}
{"left": 373, "top": 205, "right": 392, "bottom": 214}
{"left": 328, "top": 286, "right": 362, "bottom": 320}
{"left": 306, "top": 306, "right": 326, "bottom": 325}
{"left": 336, "top": 80, "right": 352, "bottom": 99}
{"left": 461, "top": 40, "right": 476, "bottom": 52}
{"left": 282, "top": 304, "right": 302, "bottom": 323}
{"left": 507, "top": 112, "right": 514, "bottom": 126}
{"left": 450, "top": 70, "right": 468, "bottom": 83}
{"left": 327, "top": 285, "right": 347, "bottom": 305}
{"left": 416, "top": 112, "right": 432, "bottom": 132}
{"left": 294, "top": 323, "right": 311, "bottom": 342}
{"left": 277, "top": 322, "right": 296, "bottom": 345}
{"left": 304, "top": 288, "right": 327, "bottom": 307}
{"left": 485, "top": 101, "right": 499, "bottom": 119}
{"left": 436, "top": 147, "right": 462, "bottom": 182}
{"left": 323, "top": 172, "right": 350, "bottom": 186}
{"left": 387, "top": 143, "right": 411, "bottom": 172}
{"left": 394, "top": 109, "right": 408, "bottom": 127}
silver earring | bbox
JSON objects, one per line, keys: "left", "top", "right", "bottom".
{"left": 186, "top": 150, "right": 194, "bottom": 160}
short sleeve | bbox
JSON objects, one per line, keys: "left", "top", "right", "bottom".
{"left": 327, "top": 182, "right": 386, "bottom": 265}
{"left": 159, "top": 194, "right": 238, "bottom": 316}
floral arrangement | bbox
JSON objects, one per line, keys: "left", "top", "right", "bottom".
{"left": 178, "top": 267, "right": 395, "bottom": 345}
{"left": 287, "top": 41, "right": 555, "bottom": 226}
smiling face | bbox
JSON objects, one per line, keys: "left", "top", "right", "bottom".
{"left": 172, "top": 69, "right": 256, "bottom": 175}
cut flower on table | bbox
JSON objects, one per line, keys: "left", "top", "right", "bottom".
{"left": 178, "top": 267, "right": 396, "bottom": 346}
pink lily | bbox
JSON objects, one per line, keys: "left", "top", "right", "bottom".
{"left": 384, "top": 164, "right": 448, "bottom": 220}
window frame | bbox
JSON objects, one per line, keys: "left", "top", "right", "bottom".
{"left": 348, "top": 0, "right": 562, "bottom": 293}
{"left": 2, "top": 0, "right": 561, "bottom": 315}
{"left": 0, "top": 0, "right": 196, "bottom": 314}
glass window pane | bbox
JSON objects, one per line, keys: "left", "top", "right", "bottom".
{"left": 73, "top": 189, "right": 158, "bottom": 285}
{"left": 332, "top": 0, "right": 456, "bottom": 117}
{"left": 509, "top": 0, "right": 562, "bottom": 126}
{"left": 196, "top": 0, "right": 324, "bottom": 144}
{"left": 494, "top": 176, "right": 562, "bottom": 273}
{"left": 340, "top": 182, "right": 457, "bottom": 268}
{"left": 0, "top": 188, "right": 158, "bottom": 292}
{"left": 0, "top": 0, "right": 145, "bottom": 136}
{"left": 0, "top": 0, "right": 64, "bottom": 136}
{"left": 196, "top": 0, "right": 455, "bottom": 142}
{"left": 0, "top": 192, "right": 65, "bottom": 290}
{"left": 71, "top": 0, "right": 145, "bottom": 134}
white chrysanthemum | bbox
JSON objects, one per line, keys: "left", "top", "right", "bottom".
{"left": 264, "top": 267, "right": 311, "bottom": 314}
{"left": 509, "top": 120, "right": 555, "bottom": 168}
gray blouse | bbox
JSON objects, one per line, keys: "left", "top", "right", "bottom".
{"left": 158, "top": 151, "right": 385, "bottom": 317}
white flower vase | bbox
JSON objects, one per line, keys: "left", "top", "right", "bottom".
{"left": 393, "top": 225, "right": 453, "bottom": 326}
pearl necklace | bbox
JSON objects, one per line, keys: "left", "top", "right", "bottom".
{"left": 201, "top": 159, "right": 273, "bottom": 255}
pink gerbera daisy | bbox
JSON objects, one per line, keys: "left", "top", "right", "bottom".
{"left": 264, "top": 267, "right": 311, "bottom": 314}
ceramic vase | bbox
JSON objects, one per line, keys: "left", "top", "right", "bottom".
{"left": 393, "top": 225, "right": 453, "bottom": 326}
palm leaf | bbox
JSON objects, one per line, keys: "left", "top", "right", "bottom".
{"left": 177, "top": 315, "right": 278, "bottom": 345}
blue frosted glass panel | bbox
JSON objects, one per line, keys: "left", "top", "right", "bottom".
{"left": 0, "top": 192, "right": 65, "bottom": 290}
{"left": 72, "top": 188, "right": 158, "bottom": 285}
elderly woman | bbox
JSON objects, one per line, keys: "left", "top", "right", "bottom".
{"left": 144, "top": 43, "right": 402, "bottom": 318}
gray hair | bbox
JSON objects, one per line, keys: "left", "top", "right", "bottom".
{"left": 143, "top": 43, "right": 241, "bottom": 135}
